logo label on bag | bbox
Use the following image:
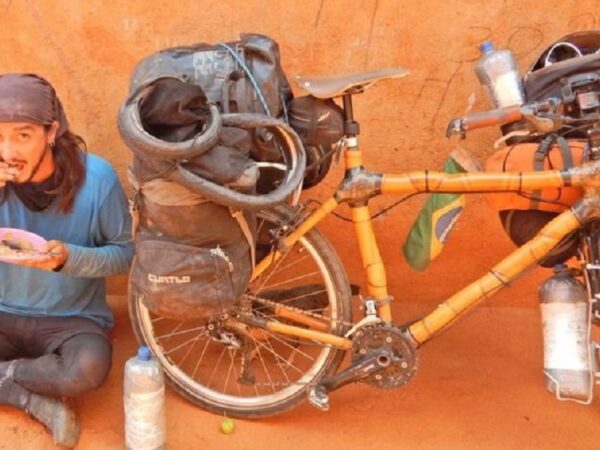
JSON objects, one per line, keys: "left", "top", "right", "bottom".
{"left": 148, "top": 273, "right": 191, "bottom": 284}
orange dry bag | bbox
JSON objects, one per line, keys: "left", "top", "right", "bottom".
{"left": 484, "top": 136, "right": 586, "bottom": 213}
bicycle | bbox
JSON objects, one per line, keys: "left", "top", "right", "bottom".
{"left": 127, "top": 67, "right": 600, "bottom": 418}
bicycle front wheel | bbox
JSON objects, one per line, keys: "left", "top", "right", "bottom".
{"left": 128, "top": 205, "right": 352, "bottom": 418}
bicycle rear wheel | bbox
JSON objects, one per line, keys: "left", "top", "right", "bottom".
{"left": 128, "top": 205, "right": 352, "bottom": 418}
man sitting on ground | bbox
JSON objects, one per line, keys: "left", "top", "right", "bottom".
{"left": 0, "top": 73, "right": 133, "bottom": 448}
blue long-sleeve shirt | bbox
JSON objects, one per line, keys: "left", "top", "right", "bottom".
{"left": 0, "top": 153, "right": 133, "bottom": 329}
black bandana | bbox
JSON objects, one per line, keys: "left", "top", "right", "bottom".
{"left": 0, "top": 73, "right": 69, "bottom": 137}
{"left": 10, "top": 174, "right": 59, "bottom": 212}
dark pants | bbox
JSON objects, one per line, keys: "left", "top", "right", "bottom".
{"left": 0, "top": 312, "right": 112, "bottom": 397}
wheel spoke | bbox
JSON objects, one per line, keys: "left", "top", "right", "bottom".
{"left": 191, "top": 336, "right": 212, "bottom": 379}
{"left": 260, "top": 271, "right": 321, "bottom": 290}
{"left": 176, "top": 331, "right": 203, "bottom": 368}
{"left": 162, "top": 330, "right": 209, "bottom": 356}
{"left": 207, "top": 345, "right": 228, "bottom": 388}
{"left": 151, "top": 316, "right": 167, "bottom": 324}
{"left": 248, "top": 336, "right": 277, "bottom": 393}
{"left": 269, "top": 253, "right": 311, "bottom": 274}
{"left": 155, "top": 325, "right": 207, "bottom": 340}
{"left": 261, "top": 328, "right": 317, "bottom": 363}
{"left": 253, "top": 310, "right": 319, "bottom": 361}
{"left": 259, "top": 288, "right": 326, "bottom": 305}
{"left": 224, "top": 348, "right": 237, "bottom": 393}
{"left": 246, "top": 332, "right": 307, "bottom": 377}
{"left": 255, "top": 245, "right": 295, "bottom": 293}
{"left": 251, "top": 288, "right": 329, "bottom": 316}
{"left": 262, "top": 333, "right": 292, "bottom": 385}
{"left": 227, "top": 349, "right": 243, "bottom": 396}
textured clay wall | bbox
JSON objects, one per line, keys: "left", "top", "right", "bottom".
{"left": 1, "top": 1, "right": 598, "bottom": 307}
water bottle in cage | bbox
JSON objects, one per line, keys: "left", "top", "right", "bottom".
{"left": 475, "top": 41, "right": 525, "bottom": 108}
{"left": 539, "top": 265, "right": 593, "bottom": 403}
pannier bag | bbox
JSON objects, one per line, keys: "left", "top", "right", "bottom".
{"left": 131, "top": 232, "right": 252, "bottom": 320}
{"left": 119, "top": 34, "right": 306, "bottom": 320}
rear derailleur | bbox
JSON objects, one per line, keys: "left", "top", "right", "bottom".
{"left": 206, "top": 313, "right": 259, "bottom": 385}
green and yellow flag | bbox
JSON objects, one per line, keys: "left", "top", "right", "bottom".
{"left": 402, "top": 149, "right": 480, "bottom": 271}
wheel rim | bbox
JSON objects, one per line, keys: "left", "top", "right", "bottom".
{"left": 133, "top": 215, "right": 343, "bottom": 411}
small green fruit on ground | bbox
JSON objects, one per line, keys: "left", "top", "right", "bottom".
{"left": 221, "top": 417, "right": 235, "bottom": 434}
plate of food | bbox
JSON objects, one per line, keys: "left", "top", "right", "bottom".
{"left": 0, "top": 228, "right": 48, "bottom": 262}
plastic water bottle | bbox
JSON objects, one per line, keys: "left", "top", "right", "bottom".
{"left": 475, "top": 41, "right": 525, "bottom": 108}
{"left": 124, "top": 346, "right": 166, "bottom": 449}
{"left": 538, "top": 265, "right": 593, "bottom": 402}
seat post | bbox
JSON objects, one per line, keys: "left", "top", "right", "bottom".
{"left": 342, "top": 94, "right": 360, "bottom": 137}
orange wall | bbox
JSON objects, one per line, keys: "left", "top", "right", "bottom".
{"left": 1, "top": 1, "right": 597, "bottom": 307}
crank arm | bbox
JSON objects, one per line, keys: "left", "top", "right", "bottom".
{"left": 307, "top": 350, "right": 391, "bottom": 411}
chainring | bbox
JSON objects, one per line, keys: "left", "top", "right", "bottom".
{"left": 352, "top": 325, "right": 418, "bottom": 389}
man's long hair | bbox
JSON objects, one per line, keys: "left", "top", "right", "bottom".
{"left": 48, "top": 127, "right": 87, "bottom": 213}
{"left": 0, "top": 127, "right": 87, "bottom": 213}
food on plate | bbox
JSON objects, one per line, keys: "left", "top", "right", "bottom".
{"left": 0, "top": 233, "right": 40, "bottom": 258}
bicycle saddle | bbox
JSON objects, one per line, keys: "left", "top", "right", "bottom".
{"left": 294, "top": 68, "right": 408, "bottom": 99}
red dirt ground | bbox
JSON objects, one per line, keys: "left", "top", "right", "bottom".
{"left": 1, "top": 296, "right": 600, "bottom": 449}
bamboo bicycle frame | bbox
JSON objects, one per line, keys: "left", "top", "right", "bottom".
{"left": 250, "top": 136, "right": 600, "bottom": 350}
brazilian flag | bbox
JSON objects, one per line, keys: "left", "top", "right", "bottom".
{"left": 402, "top": 156, "right": 467, "bottom": 271}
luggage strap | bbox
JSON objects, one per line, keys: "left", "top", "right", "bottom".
{"left": 529, "top": 134, "right": 571, "bottom": 209}
{"left": 229, "top": 208, "right": 256, "bottom": 274}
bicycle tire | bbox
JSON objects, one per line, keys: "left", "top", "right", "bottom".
{"left": 128, "top": 205, "right": 352, "bottom": 418}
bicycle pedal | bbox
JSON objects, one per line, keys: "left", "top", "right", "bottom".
{"left": 307, "top": 386, "right": 329, "bottom": 411}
